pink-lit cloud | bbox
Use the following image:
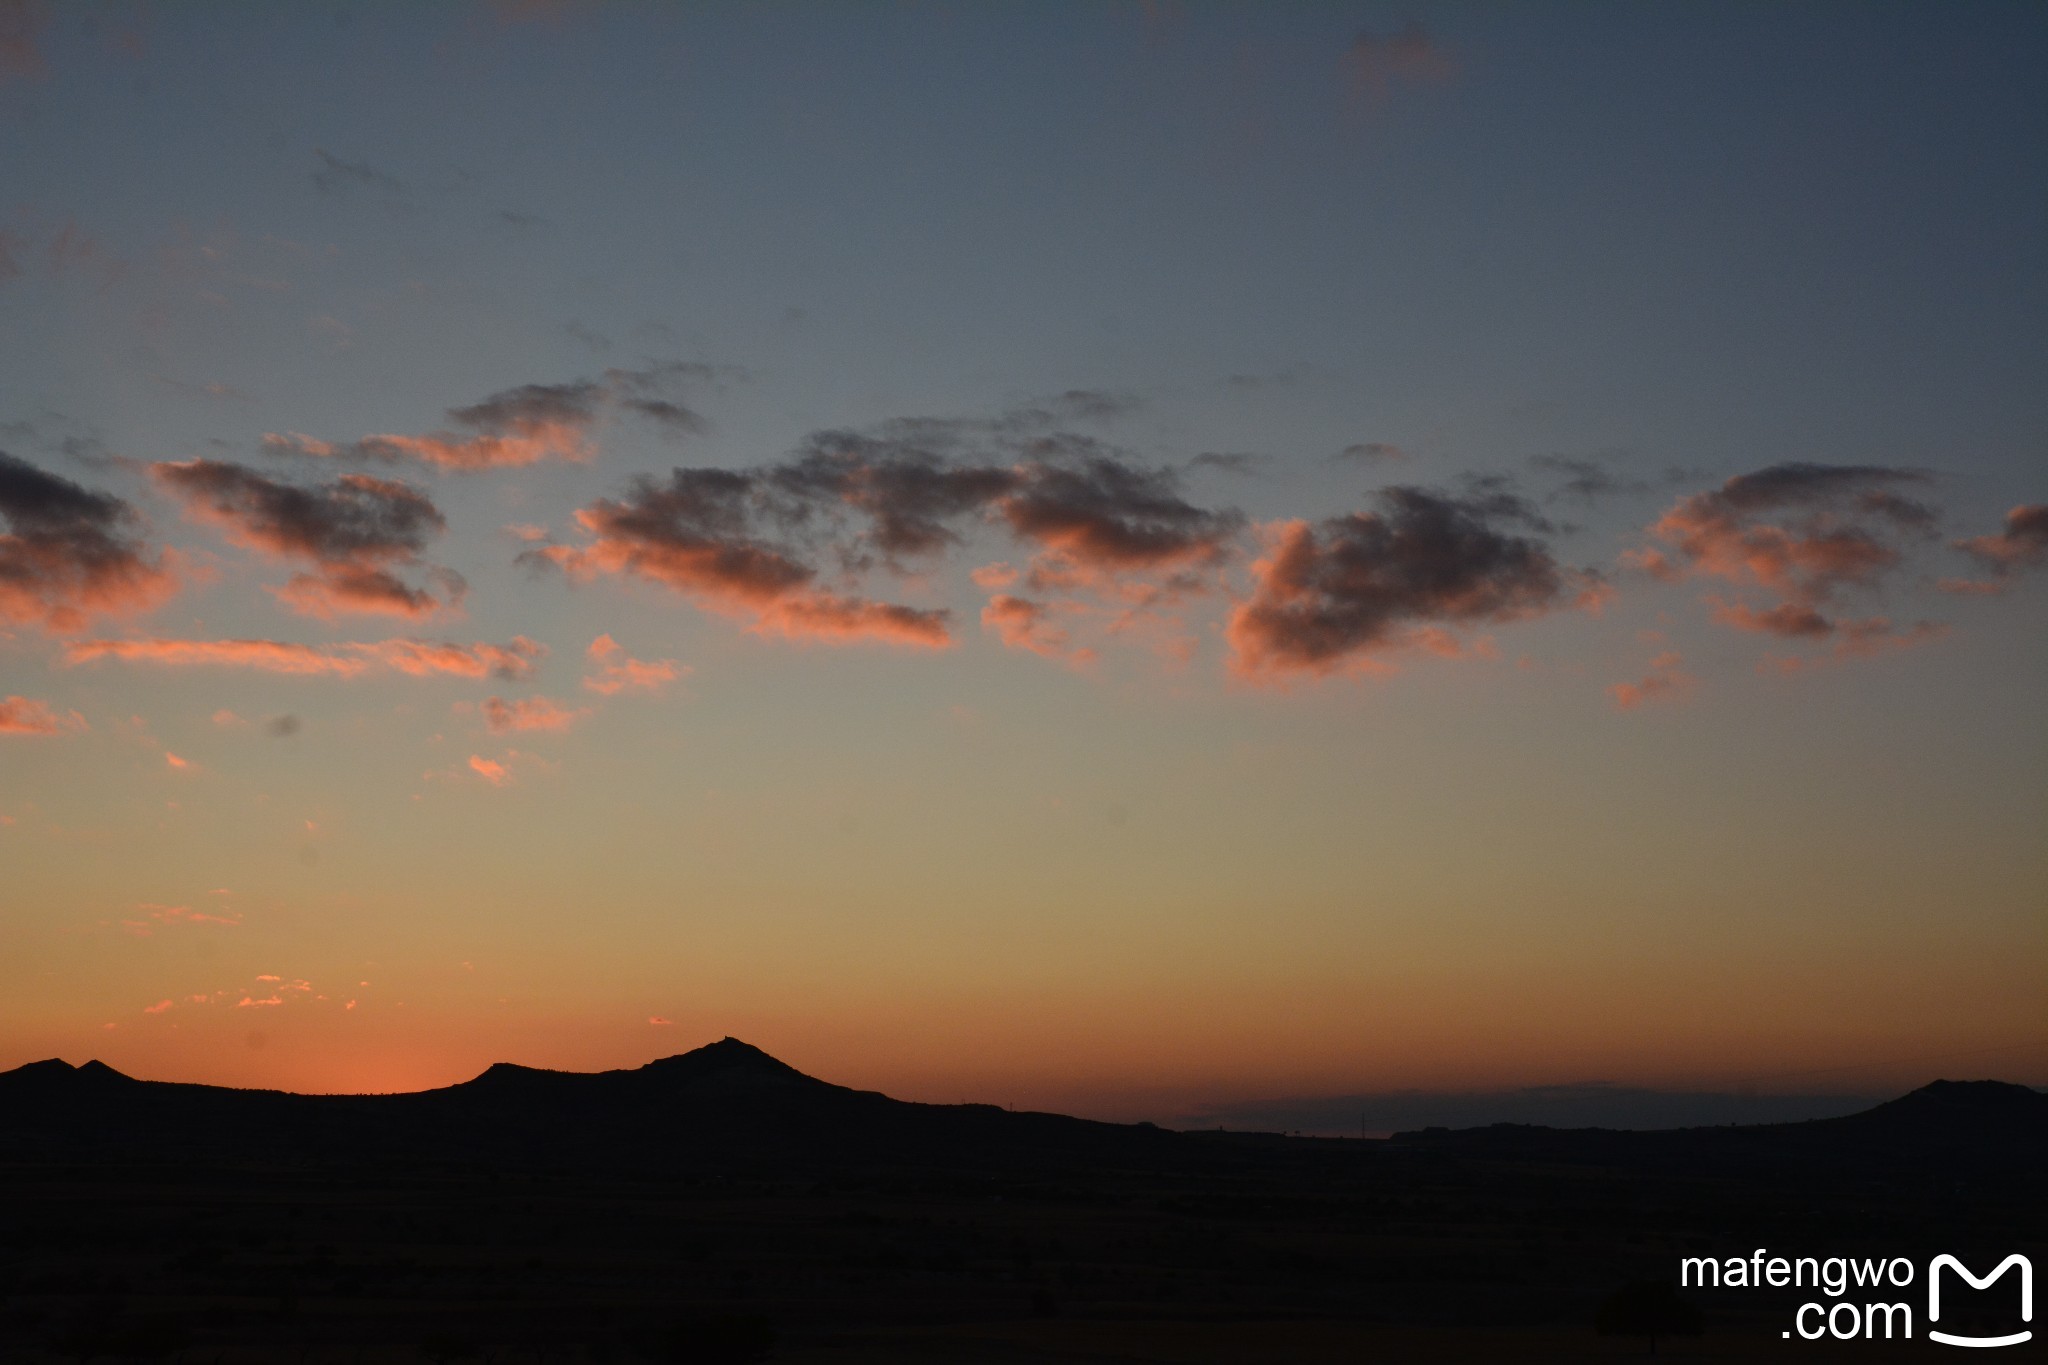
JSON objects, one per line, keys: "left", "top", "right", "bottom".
{"left": 531, "top": 469, "right": 953, "bottom": 648}
{"left": 1940, "top": 503, "right": 2048, "bottom": 596}
{"left": 1765, "top": 618, "right": 1949, "bottom": 674}
{"left": 120, "top": 901, "right": 241, "bottom": 936}
{"left": 1609, "top": 652, "right": 1697, "bottom": 711}
{"left": 0, "top": 694, "right": 85, "bottom": 736}
{"left": 481, "top": 694, "right": 588, "bottom": 733}
{"left": 1630, "top": 464, "right": 1939, "bottom": 651}
{"left": 467, "top": 754, "right": 512, "bottom": 786}
{"left": 151, "top": 459, "right": 462, "bottom": 620}
{"left": 582, "top": 634, "right": 684, "bottom": 694}
{"left": 0, "top": 451, "right": 181, "bottom": 633}
{"left": 1228, "top": 488, "right": 1592, "bottom": 682}
{"left": 64, "top": 634, "right": 546, "bottom": 680}
{"left": 980, "top": 595, "right": 1097, "bottom": 669}
{"left": 260, "top": 364, "right": 709, "bottom": 472}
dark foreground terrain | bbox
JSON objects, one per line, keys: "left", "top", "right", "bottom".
{"left": 1, "top": 1040, "right": 2040, "bottom": 1362}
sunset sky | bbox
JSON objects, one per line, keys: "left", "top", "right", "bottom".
{"left": 2, "top": 1, "right": 2042, "bottom": 1124}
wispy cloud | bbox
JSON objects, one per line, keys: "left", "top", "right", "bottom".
{"left": 468, "top": 753, "right": 512, "bottom": 786}
{"left": 481, "top": 694, "right": 588, "bottom": 734}
{"left": 65, "top": 635, "right": 546, "bottom": 680}
{"left": 261, "top": 363, "right": 718, "bottom": 472}
{"left": 310, "top": 149, "right": 409, "bottom": 199}
{"left": 1342, "top": 22, "right": 1455, "bottom": 105}
{"left": 0, "top": 694, "right": 85, "bottom": 736}
{"left": 1940, "top": 504, "right": 2047, "bottom": 596}
{"left": 582, "top": 634, "right": 684, "bottom": 694}
{"left": 0, "top": 0, "right": 48, "bottom": 83}
{"left": 1609, "top": 651, "right": 1696, "bottom": 710}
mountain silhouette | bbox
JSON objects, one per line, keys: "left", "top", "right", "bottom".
{"left": 2, "top": 1042, "right": 2040, "bottom": 1181}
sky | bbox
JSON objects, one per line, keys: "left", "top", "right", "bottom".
{"left": 1, "top": 0, "right": 2042, "bottom": 1128}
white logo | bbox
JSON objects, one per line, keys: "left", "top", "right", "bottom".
{"left": 1929, "top": 1254, "right": 2032, "bottom": 1349}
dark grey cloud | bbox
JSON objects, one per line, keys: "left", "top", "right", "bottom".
{"left": 261, "top": 362, "right": 723, "bottom": 470}
{"left": 264, "top": 714, "right": 302, "bottom": 738}
{"left": 1188, "top": 452, "right": 1268, "bottom": 477}
{"left": 1335, "top": 441, "right": 1405, "bottom": 464}
{"left": 1228, "top": 486, "right": 1585, "bottom": 677}
{"left": 152, "top": 460, "right": 442, "bottom": 564}
{"left": 1635, "top": 464, "right": 1941, "bottom": 644}
{"left": 1530, "top": 454, "right": 1654, "bottom": 503}
{"left": 773, "top": 434, "right": 1019, "bottom": 565}
{"left": 996, "top": 455, "right": 1243, "bottom": 572}
{"left": 150, "top": 459, "right": 458, "bottom": 620}
{"left": 528, "top": 409, "right": 1245, "bottom": 646}
{"left": 1942, "top": 503, "right": 2048, "bottom": 594}
{"left": 0, "top": 449, "right": 178, "bottom": 631}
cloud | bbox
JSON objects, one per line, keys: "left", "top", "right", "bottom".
{"left": 1631, "top": 463, "right": 1942, "bottom": 651}
{"left": 264, "top": 714, "right": 302, "bottom": 738}
{"left": 142, "top": 999, "right": 173, "bottom": 1015}
{"left": 0, "top": 695, "right": 85, "bottom": 735}
{"left": 0, "top": 450, "right": 180, "bottom": 632}
{"left": 1336, "top": 442, "right": 1405, "bottom": 464}
{"left": 468, "top": 754, "right": 511, "bottom": 786}
{"left": 1228, "top": 487, "right": 1588, "bottom": 681}
{"left": 1707, "top": 598, "right": 1833, "bottom": 639}
{"left": 773, "top": 435, "right": 1020, "bottom": 565}
{"left": 64, "top": 634, "right": 546, "bottom": 680}
{"left": 582, "top": 634, "right": 684, "bottom": 694}
{"left": 120, "top": 901, "right": 241, "bottom": 935}
{"left": 530, "top": 467, "right": 954, "bottom": 648}
{"left": 1342, "top": 21, "right": 1455, "bottom": 104}
{"left": 261, "top": 363, "right": 713, "bottom": 472}
{"left": 995, "top": 455, "right": 1243, "bottom": 578}
{"left": 151, "top": 459, "right": 460, "bottom": 620}
{"left": 310, "top": 149, "right": 407, "bottom": 198}
{"left": 1530, "top": 454, "right": 1653, "bottom": 503}
{"left": 980, "top": 595, "right": 1097, "bottom": 669}
{"left": 1765, "top": 618, "right": 1948, "bottom": 674}
{"left": 1609, "top": 652, "right": 1696, "bottom": 710}
{"left": 481, "top": 694, "right": 588, "bottom": 733}
{"left": 0, "top": 0, "right": 47, "bottom": 82}
{"left": 647, "top": 1015, "right": 673, "bottom": 1025}
{"left": 1941, "top": 504, "right": 2048, "bottom": 595}
{"left": 1188, "top": 452, "right": 1267, "bottom": 476}
{"left": 532, "top": 393, "right": 1267, "bottom": 663}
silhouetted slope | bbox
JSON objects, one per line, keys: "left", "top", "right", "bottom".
{"left": 1387, "top": 1078, "right": 2046, "bottom": 1182}
{"left": 2, "top": 1046, "right": 2039, "bottom": 1185}
{"left": 0, "top": 1038, "right": 1182, "bottom": 1175}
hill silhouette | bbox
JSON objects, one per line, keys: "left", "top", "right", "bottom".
{"left": 0, "top": 1037, "right": 1187, "bottom": 1174}
{"left": 3, "top": 1043, "right": 2041, "bottom": 1362}
{"left": 2, "top": 1038, "right": 2039, "bottom": 1181}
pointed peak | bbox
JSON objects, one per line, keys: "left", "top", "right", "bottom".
{"left": 640, "top": 1037, "right": 819, "bottom": 1084}
{"left": 77, "top": 1060, "right": 135, "bottom": 1081}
